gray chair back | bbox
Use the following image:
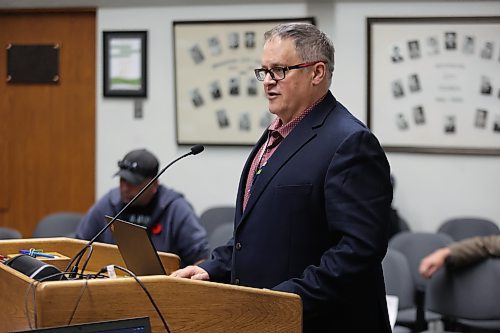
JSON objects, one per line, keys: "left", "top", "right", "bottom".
{"left": 389, "top": 231, "right": 454, "bottom": 291}
{"left": 438, "top": 217, "right": 500, "bottom": 241}
{"left": 208, "top": 222, "right": 234, "bottom": 251}
{"left": 382, "top": 248, "right": 415, "bottom": 310}
{"left": 0, "top": 227, "right": 22, "bottom": 239}
{"left": 426, "top": 258, "right": 500, "bottom": 330}
{"left": 200, "top": 206, "right": 235, "bottom": 250}
{"left": 389, "top": 231, "right": 454, "bottom": 331}
{"left": 32, "top": 212, "right": 83, "bottom": 238}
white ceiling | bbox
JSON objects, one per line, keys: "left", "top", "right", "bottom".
{"left": 0, "top": 0, "right": 482, "bottom": 10}
{"left": 1, "top": 0, "right": 303, "bottom": 9}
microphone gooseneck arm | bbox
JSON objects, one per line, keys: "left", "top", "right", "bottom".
{"left": 65, "top": 145, "right": 205, "bottom": 276}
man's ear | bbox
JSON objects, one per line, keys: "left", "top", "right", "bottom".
{"left": 151, "top": 179, "right": 160, "bottom": 193}
{"left": 311, "top": 62, "right": 326, "bottom": 85}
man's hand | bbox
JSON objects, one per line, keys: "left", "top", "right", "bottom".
{"left": 170, "top": 265, "right": 210, "bottom": 281}
{"left": 419, "top": 247, "right": 451, "bottom": 279}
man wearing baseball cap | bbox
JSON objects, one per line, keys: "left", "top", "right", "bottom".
{"left": 75, "top": 148, "right": 210, "bottom": 267}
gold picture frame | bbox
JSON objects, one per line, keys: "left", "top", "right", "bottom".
{"left": 173, "top": 18, "right": 315, "bottom": 146}
{"left": 367, "top": 17, "right": 500, "bottom": 155}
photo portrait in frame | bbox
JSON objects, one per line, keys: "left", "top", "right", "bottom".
{"left": 367, "top": 17, "right": 500, "bottom": 155}
{"left": 173, "top": 18, "right": 315, "bottom": 146}
{"left": 103, "top": 31, "right": 147, "bottom": 98}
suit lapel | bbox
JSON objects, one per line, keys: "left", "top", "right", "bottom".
{"left": 237, "top": 92, "right": 337, "bottom": 229}
{"left": 235, "top": 130, "right": 269, "bottom": 220}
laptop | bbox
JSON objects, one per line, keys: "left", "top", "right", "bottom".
{"left": 13, "top": 316, "right": 151, "bottom": 332}
{"left": 106, "top": 216, "right": 166, "bottom": 276}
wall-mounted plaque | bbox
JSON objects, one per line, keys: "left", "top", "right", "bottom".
{"left": 7, "top": 44, "right": 60, "bottom": 84}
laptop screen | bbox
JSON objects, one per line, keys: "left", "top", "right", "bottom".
{"left": 13, "top": 317, "right": 151, "bottom": 333}
{"left": 107, "top": 216, "right": 166, "bottom": 276}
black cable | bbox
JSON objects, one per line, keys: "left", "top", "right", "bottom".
{"left": 64, "top": 244, "right": 91, "bottom": 278}
{"left": 22, "top": 264, "right": 171, "bottom": 332}
{"left": 79, "top": 245, "right": 94, "bottom": 276}
{"left": 24, "top": 270, "right": 109, "bottom": 329}
{"left": 111, "top": 265, "right": 171, "bottom": 333}
{"left": 24, "top": 271, "right": 77, "bottom": 329}
{"left": 24, "top": 279, "right": 39, "bottom": 330}
{"left": 66, "top": 277, "right": 89, "bottom": 326}
{"left": 84, "top": 272, "right": 108, "bottom": 279}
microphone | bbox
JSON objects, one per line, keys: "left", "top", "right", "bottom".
{"left": 190, "top": 144, "right": 204, "bottom": 155}
{"left": 65, "top": 145, "right": 205, "bottom": 277}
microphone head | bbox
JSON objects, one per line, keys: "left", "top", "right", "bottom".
{"left": 190, "top": 145, "right": 204, "bottom": 155}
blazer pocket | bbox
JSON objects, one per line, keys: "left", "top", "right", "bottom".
{"left": 275, "top": 183, "right": 313, "bottom": 195}
{"left": 273, "top": 184, "right": 314, "bottom": 217}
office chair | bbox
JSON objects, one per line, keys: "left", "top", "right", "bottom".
{"left": 423, "top": 258, "right": 500, "bottom": 333}
{"left": 32, "top": 212, "right": 84, "bottom": 238}
{"left": 207, "top": 222, "right": 234, "bottom": 251}
{"left": 437, "top": 217, "right": 500, "bottom": 241}
{"left": 389, "top": 231, "right": 454, "bottom": 331}
{"left": 393, "top": 326, "right": 412, "bottom": 333}
{"left": 0, "top": 227, "right": 22, "bottom": 239}
{"left": 382, "top": 248, "right": 416, "bottom": 331}
{"left": 199, "top": 206, "right": 235, "bottom": 250}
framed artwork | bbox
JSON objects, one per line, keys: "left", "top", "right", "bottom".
{"left": 367, "top": 17, "right": 500, "bottom": 155}
{"left": 103, "top": 31, "right": 147, "bottom": 98}
{"left": 173, "top": 18, "right": 315, "bottom": 146}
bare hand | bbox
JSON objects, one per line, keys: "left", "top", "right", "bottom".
{"left": 419, "top": 247, "right": 451, "bottom": 279}
{"left": 170, "top": 265, "right": 210, "bottom": 281}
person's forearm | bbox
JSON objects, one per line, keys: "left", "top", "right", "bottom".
{"left": 447, "top": 236, "right": 500, "bottom": 267}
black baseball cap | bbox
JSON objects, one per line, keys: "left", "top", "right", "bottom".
{"left": 114, "top": 149, "right": 159, "bottom": 185}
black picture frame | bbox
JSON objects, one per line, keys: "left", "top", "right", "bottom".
{"left": 367, "top": 16, "right": 500, "bottom": 155}
{"left": 103, "top": 31, "right": 147, "bottom": 98}
{"left": 173, "top": 18, "right": 315, "bottom": 146}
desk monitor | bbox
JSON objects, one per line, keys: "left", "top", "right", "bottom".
{"left": 13, "top": 316, "right": 151, "bottom": 332}
{"left": 107, "top": 216, "right": 166, "bottom": 276}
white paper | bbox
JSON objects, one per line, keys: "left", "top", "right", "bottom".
{"left": 386, "top": 294, "right": 399, "bottom": 331}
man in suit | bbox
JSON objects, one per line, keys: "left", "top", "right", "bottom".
{"left": 171, "top": 22, "right": 392, "bottom": 332}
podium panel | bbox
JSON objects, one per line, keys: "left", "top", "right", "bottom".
{"left": 0, "top": 238, "right": 302, "bottom": 332}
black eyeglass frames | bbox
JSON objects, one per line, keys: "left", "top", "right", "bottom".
{"left": 254, "top": 61, "right": 325, "bottom": 82}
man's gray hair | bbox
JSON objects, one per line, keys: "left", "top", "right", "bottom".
{"left": 264, "top": 22, "right": 335, "bottom": 83}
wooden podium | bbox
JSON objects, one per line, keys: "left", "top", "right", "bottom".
{"left": 0, "top": 238, "right": 302, "bottom": 332}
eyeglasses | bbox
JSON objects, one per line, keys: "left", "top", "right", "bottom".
{"left": 118, "top": 160, "right": 139, "bottom": 171}
{"left": 254, "top": 61, "right": 325, "bottom": 82}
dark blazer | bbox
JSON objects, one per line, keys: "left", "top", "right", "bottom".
{"left": 200, "top": 92, "right": 392, "bottom": 333}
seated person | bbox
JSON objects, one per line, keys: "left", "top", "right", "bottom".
{"left": 75, "top": 148, "right": 210, "bottom": 267}
{"left": 388, "top": 175, "right": 410, "bottom": 239}
{"left": 419, "top": 234, "right": 500, "bottom": 278}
